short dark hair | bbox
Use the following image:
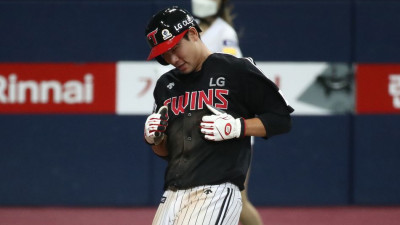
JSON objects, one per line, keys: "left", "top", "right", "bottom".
{"left": 182, "top": 28, "right": 201, "bottom": 40}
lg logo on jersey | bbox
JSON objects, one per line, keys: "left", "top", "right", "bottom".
{"left": 209, "top": 77, "right": 225, "bottom": 87}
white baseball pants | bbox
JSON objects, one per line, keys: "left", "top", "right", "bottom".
{"left": 152, "top": 182, "right": 242, "bottom": 225}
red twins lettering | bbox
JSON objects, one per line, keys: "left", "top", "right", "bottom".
{"left": 198, "top": 89, "right": 213, "bottom": 109}
{"left": 170, "top": 92, "right": 189, "bottom": 115}
{"left": 164, "top": 89, "right": 229, "bottom": 115}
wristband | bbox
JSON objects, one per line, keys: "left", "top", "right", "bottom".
{"left": 239, "top": 117, "right": 246, "bottom": 138}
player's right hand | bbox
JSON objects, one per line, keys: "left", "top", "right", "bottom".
{"left": 144, "top": 106, "right": 168, "bottom": 145}
{"left": 200, "top": 104, "right": 245, "bottom": 141}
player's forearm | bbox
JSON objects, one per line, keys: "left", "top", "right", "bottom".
{"left": 243, "top": 118, "right": 267, "bottom": 137}
{"left": 256, "top": 112, "right": 292, "bottom": 138}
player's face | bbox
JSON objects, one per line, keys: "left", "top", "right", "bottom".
{"left": 162, "top": 29, "right": 202, "bottom": 74}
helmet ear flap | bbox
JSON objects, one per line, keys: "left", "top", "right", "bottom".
{"left": 156, "top": 55, "right": 169, "bottom": 65}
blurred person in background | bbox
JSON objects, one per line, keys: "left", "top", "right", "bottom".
{"left": 192, "top": 0, "right": 242, "bottom": 58}
{"left": 191, "top": 1, "right": 263, "bottom": 225}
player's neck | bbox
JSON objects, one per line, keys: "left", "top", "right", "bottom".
{"left": 194, "top": 44, "right": 212, "bottom": 72}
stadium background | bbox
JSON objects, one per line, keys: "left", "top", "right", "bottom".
{"left": 1, "top": 0, "right": 399, "bottom": 224}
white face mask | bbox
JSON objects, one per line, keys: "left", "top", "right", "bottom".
{"left": 191, "top": 0, "right": 219, "bottom": 18}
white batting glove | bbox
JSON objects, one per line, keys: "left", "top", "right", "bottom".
{"left": 200, "top": 104, "right": 245, "bottom": 141}
{"left": 144, "top": 106, "right": 168, "bottom": 145}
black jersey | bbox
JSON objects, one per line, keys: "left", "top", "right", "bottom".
{"left": 152, "top": 53, "right": 293, "bottom": 191}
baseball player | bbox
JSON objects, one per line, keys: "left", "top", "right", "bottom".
{"left": 144, "top": 6, "right": 294, "bottom": 225}
{"left": 192, "top": 1, "right": 262, "bottom": 224}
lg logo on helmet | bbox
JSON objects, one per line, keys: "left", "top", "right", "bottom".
{"left": 174, "top": 17, "right": 194, "bottom": 32}
{"left": 225, "top": 123, "right": 232, "bottom": 136}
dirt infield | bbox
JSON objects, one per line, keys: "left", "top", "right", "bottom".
{"left": 0, "top": 206, "right": 399, "bottom": 225}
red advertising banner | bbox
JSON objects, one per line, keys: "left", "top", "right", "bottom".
{"left": 357, "top": 64, "right": 400, "bottom": 114}
{"left": 0, "top": 63, "right": 116, "bottom": 114}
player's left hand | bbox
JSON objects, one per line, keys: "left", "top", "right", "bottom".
{"left": 144, "top": 106, "right": 168, "bottom": 145}
{"left": 200, "top": 104, "right": 245, "bottom": 141}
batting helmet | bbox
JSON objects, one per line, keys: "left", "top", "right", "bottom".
{"left": 145, "top": 6, "right": 201, "bottom": 65}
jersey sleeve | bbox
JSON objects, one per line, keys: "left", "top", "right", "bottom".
{"left": 240, "top": 58, "right": 294, "bottom": 138}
